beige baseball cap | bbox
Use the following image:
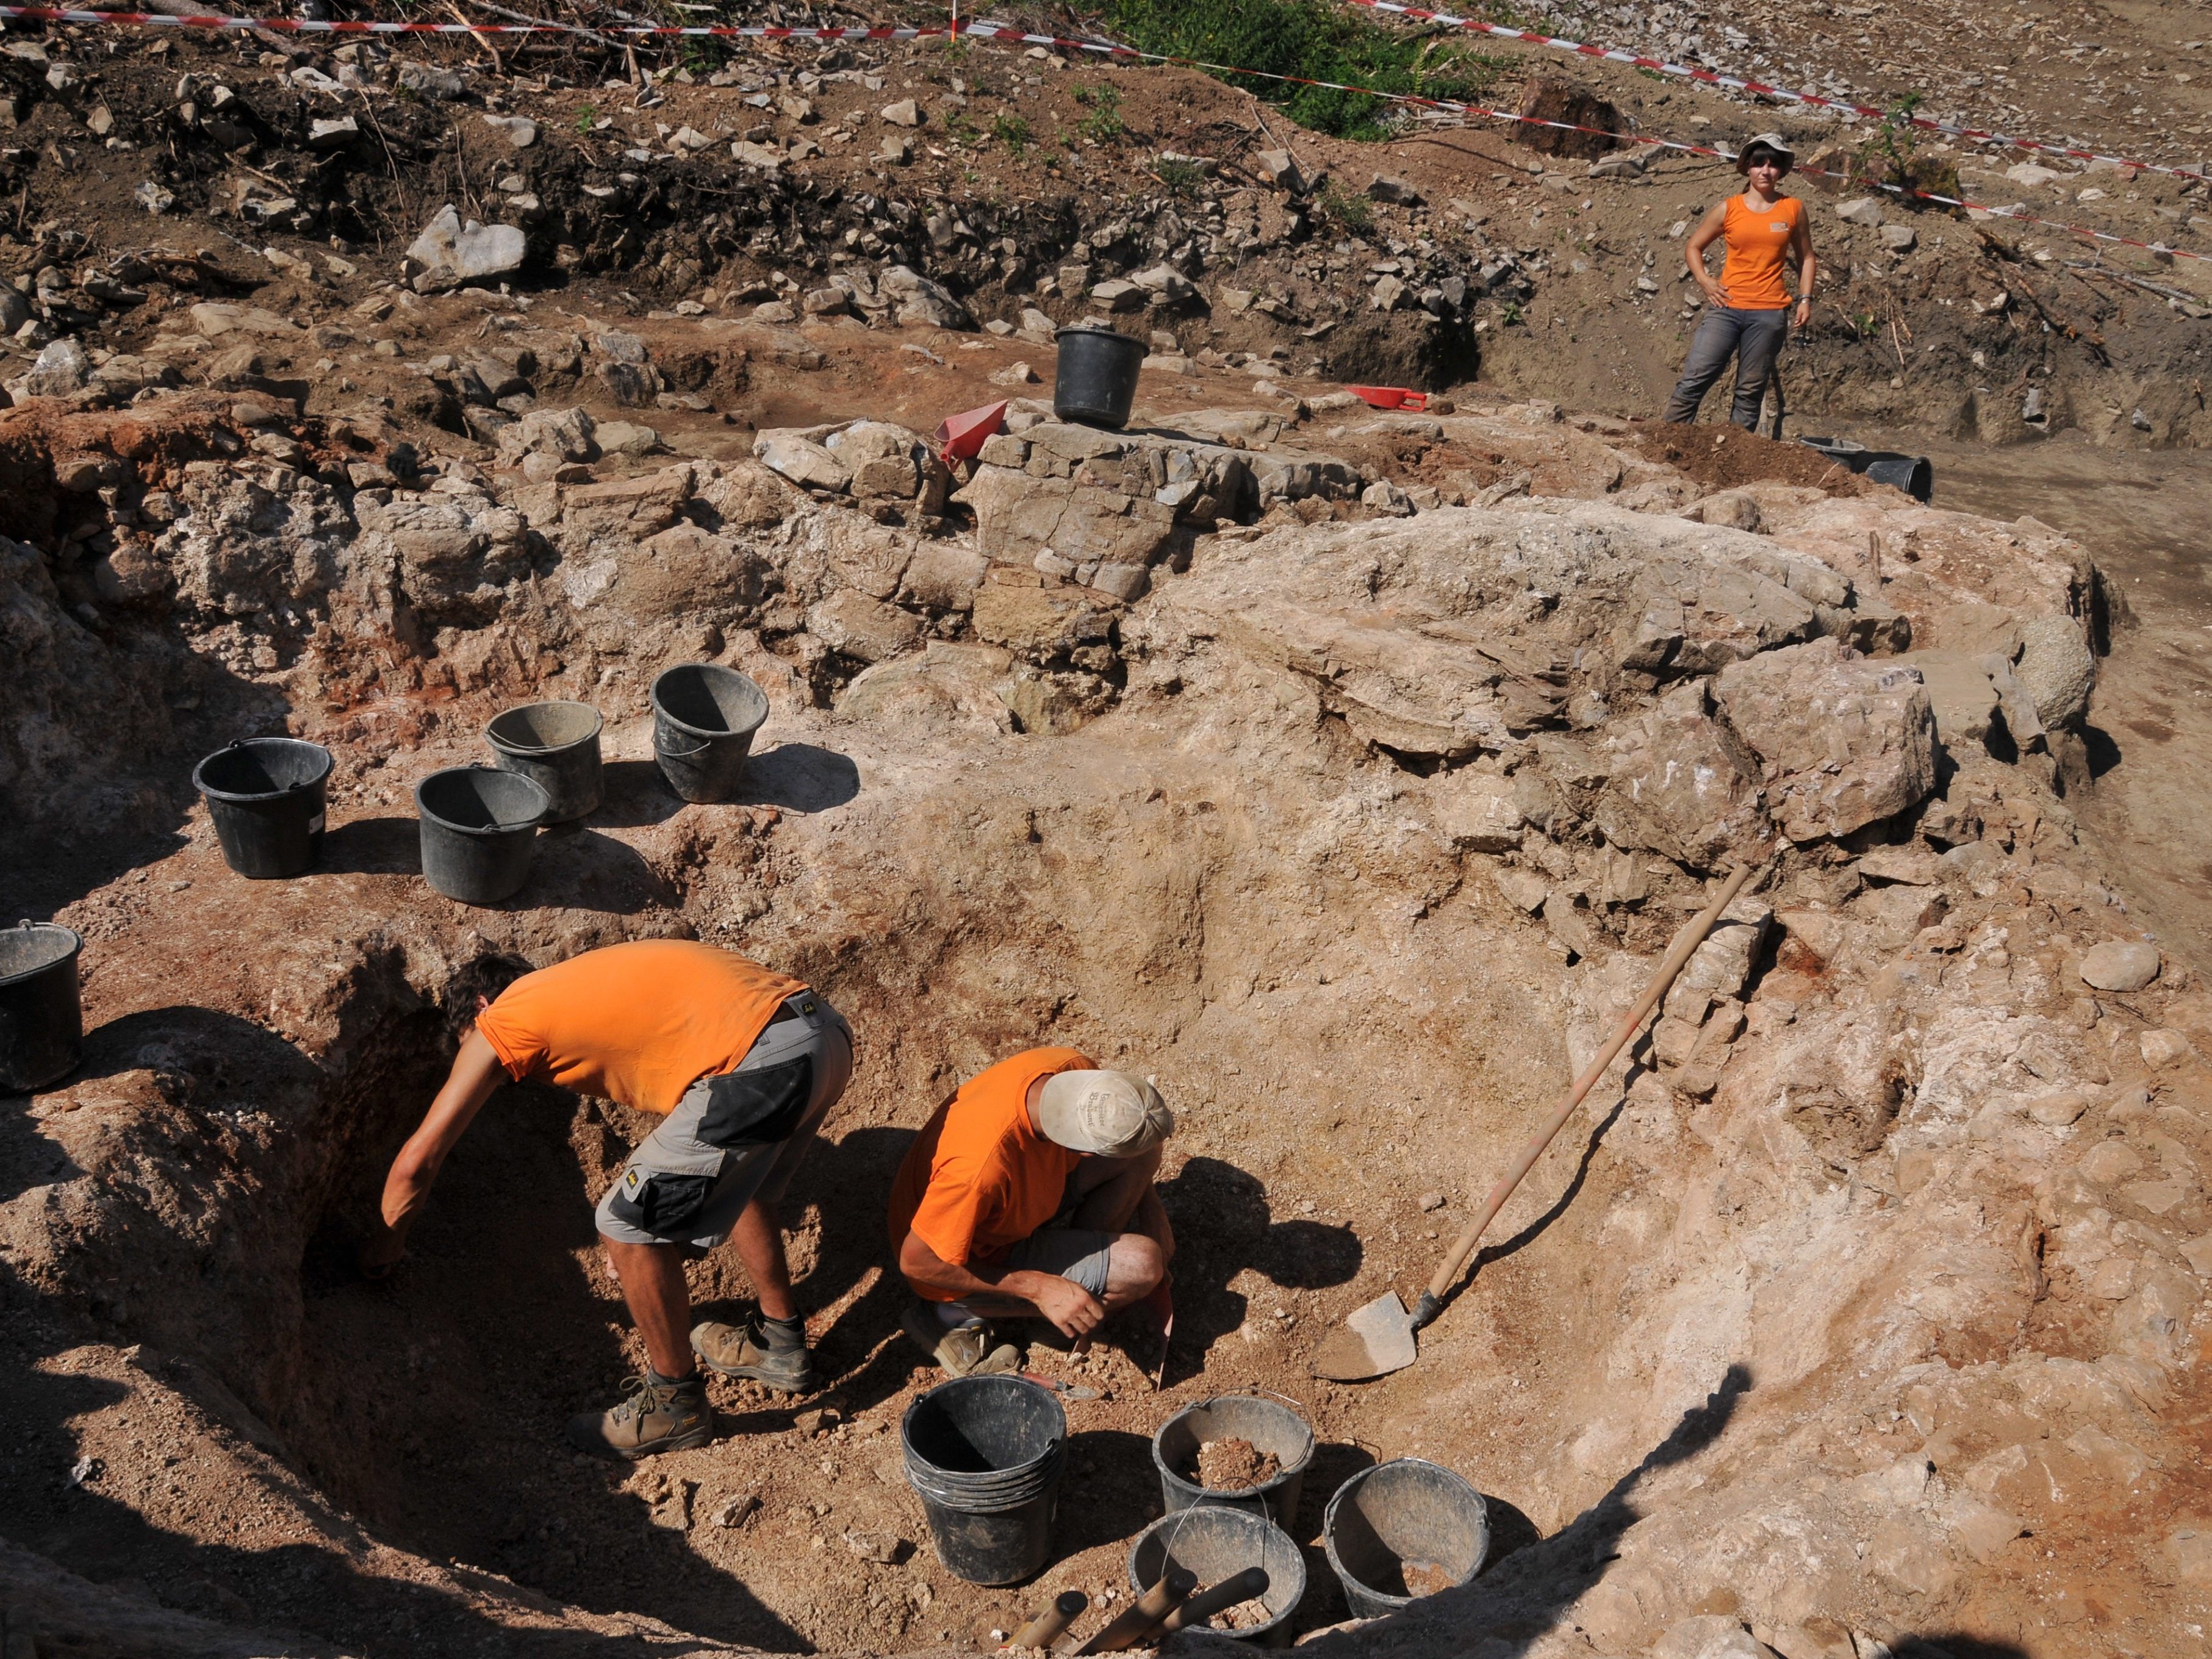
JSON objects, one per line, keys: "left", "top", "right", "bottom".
{"left": 1036, "top": 1070, "right": 1174, "bottom": 1157}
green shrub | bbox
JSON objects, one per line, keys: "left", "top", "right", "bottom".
{"left": 993, "top": 111, "right": 1033, "bottom": 152}
{"left": 1317, "top": 181, "right": 1373, "bottom": 232}
{"left": 1097, "top": 0, "right": 1508, "bottom": 141}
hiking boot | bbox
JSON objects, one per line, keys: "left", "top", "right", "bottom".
{"left": 692, "top": 1314, "right": 816, "bottom": 1394}
{"left": 901, "top": 1302, "right": 1021, "bottom": 1378}
{"left": 566, "top": 1371, "right": 713, "bottom": 1460}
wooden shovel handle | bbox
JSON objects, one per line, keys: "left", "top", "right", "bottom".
{"left": 1420, "top": 855, "right": 1765, "bottom": 1313}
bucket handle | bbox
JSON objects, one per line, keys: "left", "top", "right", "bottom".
{"left": 657, "top": 727, "right": 713, "bottom": 758}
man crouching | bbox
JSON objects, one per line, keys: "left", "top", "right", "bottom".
{"left": 362, "top": 940, "right": 853, "bottom": 1457}
{"left": 888, "top": 1047, "right": 1174, "bottom": 1376}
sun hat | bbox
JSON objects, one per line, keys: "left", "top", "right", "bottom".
{"left": 1036, "top": 1070, "right": 1174, "bottom": 1157}
{"left": 1737, "top": 132, "right": 1796, "bottom": 174}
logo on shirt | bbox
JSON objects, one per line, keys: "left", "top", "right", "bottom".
{"left": 1770, "top": 221, "right": 1789, "bottom": 234}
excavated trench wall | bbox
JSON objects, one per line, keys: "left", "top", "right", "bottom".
{"left": 6, "top": 385, "right": 2208, "bottom": 1659}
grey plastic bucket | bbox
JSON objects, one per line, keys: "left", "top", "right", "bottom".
{"left": 1321, "top": 1459, "right": 1488, "bottom": 1619}
{"left": 415, "top": 767, "right": 548, "bottom": 905}
{"left": 651, "top": 664, "right": 768, "bottom": 804}
{"left": 1799, "top": 435, "right": 1934, "bottom": 504}
{"left": 1129, "top": 1503, "right": 1305, "bottom": 1644}
{"left": 1152, "top": 1394, "right": 1315, "bottom": 1526}
{"left": 901, "top": 1375, "right": 1067, "bottom": 1585}
{"left": 1054, "top": 324, "right": 1146, "bottom": 431}
{"left": 192, "top": 737, "right": 333, "bottom": 878}
{"left": 486, "top": 700, "right": 604, "bottom": 822}
{"left": 0, "top": 920, "right": 84, "bottom": 1092}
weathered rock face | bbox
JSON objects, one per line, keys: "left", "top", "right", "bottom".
{"left": 1712, "top": 637, "right": 1939, "bottom": 841}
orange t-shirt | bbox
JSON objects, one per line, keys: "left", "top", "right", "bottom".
{"left": 475, "top": 939, "right": 805, "bottom": 1116}
{"left": 1720, "top": 193, "right": 1802, "bottom": 310}
{"left": 888, "top": 1046, "right": 1092, "bottom": 1297}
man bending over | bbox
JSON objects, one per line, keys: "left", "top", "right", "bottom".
{"left": 362, "top": 939, "right": 853, "bottom": 1458}
{"left": 889, "top": 1047, "right": 1174, "bottom": 1377}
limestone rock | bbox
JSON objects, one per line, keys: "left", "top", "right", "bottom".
{"left": 1713, "top": 637, "right": 1937, "bottom": 840}
{"left": 496, "top": 406, "right": 598, "bottom": 467}
{"left": 1651, "top": 1614, "right": 1769, "bottom": 1659}
{"left": 12, "top": 339, "right": 90, "bottom": 398}
{"left": 2078, "top": 939, "right": 2160, "bottom": 992}
{"left": 189, "top": 302, "right": 301, "bottom": 339}
{"left": 971, "top": 583, "right": 1118, "bottom": 662}
{"left": 2014, "top": 614, "right": 2095, "bottom": 728}
{"left": 878, "top": 263, "right": 973, "bottom": 330}
{"left": 808, "top": 589, "right": 924, "bottom": 664}
{"left": 406, "top": 204, "right": 526, "bottom": 291}
{"left": 755, "top": 430, "right": 852, "bottom": 493}
{"left": 1427, "top": 770, "right": 1525, "bottom": 852}
{"left": 880, "top": 98, "right": 921, "bottom": 126}
{"left": 1000, "top": 667, "right": 1113, "bottom": 735}
{"left": 1366, "top": 173, "right": 1422, "bottom": 205}
{"left": 1597, "top": 679, "right": 1764, "bottom": 869}
{"left": 1836, "top": 197, "right": 1884, "bottom": 226}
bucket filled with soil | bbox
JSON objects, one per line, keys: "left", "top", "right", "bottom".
{"left": 192, "top": 737, "right": 334, "bottom": 879}
{"left": 1321, "top": 1458, "right": 1488, "bottom": 1618}
{"left": 1152, "top": 1394, "right": 1315, "bottom": 1525}
{"left": 1127, "top": 1503, "right": 1305, "bottom": 1644}
{"left": 0, "top": 920, "right": 84, "bottom": 1092}
{"left": 901, "top": 1374, "right": 1067, "bottom": 1586}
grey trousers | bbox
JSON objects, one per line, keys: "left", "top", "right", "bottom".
{"left": 1663, "top": 306, "right": 1789, "bottom": 429}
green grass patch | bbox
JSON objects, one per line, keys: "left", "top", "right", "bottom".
{"left": 1096, "top": 0, "right": 1512, "bottom": 140}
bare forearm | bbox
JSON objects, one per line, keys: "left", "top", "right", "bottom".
{"left": 900, "top": 1237, "right": 1054, "bottom": 1305}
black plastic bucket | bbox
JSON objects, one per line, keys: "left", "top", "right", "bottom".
{"left": 1129, "top": 1505, "right": 1305, "bottom": 1644}
{"left": 1321, "top": 1459, "right": 1488, "bottom": 1619}
{"left": 901, "top": 1374, "right": 1067, "bottom": 1585}
{"left": 1152, "top": 1394, "right": 1315, "bottom": 1526}
{"left": 1054, "top": 324, "right": 1146, "bottom": 431}
{"left": 651, "top": 664, "right": 769, "bottom": 804}
{"left": 415, "top": 767, "right": 548, "bottom": 905}
{"left": 0, "top": 920, "right": 84, "bottom": 1092}
{"left": 486, "top": 700, "right": 604, "bottom": 822}
{"left": 192, "top": 737, "right": 334, "bottom": 879}
{"left": 1799, "top": 435, "right": 1934, "bottom": 504}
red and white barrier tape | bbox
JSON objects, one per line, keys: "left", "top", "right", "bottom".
{"left": 0, "top": 2, "right": 1138, "bottom": 48}
{"left": 1335, "top": 0, "right": 2212, "bottom": 190}
{"left": 0, "top": 2, "right": 2202, "bottom": 267}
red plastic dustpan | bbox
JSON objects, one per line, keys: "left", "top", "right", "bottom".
{"left": 1348, "top": 385, "right": 1429, "bottom": 412}
{"left": 934, "top": 400, "right": 1008, "bottom": 466}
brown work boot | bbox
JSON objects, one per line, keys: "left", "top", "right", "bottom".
{"left": 900, "top": 1303, "right": 1020, "bottom": 1378}
{"left": 566, "top": 1370, "right": 713, "bottom": 1460}
{"left": 692, "top": 1313, "right": 816, "bottom": 1394}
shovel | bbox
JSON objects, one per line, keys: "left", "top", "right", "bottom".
{"left": 1312, "top": 854, "right": 1766, "bottom": 1383}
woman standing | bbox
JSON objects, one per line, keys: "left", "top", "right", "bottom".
{"left": 1662, "top": 132, "right": 1817, "bottom": 429}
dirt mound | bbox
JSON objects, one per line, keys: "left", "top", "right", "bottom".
{"left": 1192, "top": 1436, "right": 1281, "bottom": 1491}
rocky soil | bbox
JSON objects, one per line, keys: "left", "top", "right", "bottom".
{"left": 1, "top": 11, "right": 2210, "bottom": 1659}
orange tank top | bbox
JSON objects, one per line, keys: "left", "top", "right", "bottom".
{"left": 1720, "top": 193, "right": 1801, "bottom": 310}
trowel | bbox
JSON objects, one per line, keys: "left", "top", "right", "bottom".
{"left": 1312, "top": 854, "right": 1764, "bottom": 1383}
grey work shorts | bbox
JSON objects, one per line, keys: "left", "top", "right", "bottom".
{"left": 594, "top": 992, "right": 853, "bottom": 1251}
{"left": 996, "top": 1227, "right": 1115, "bottom": 1299}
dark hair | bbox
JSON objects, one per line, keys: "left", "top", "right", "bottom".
{"left": 439, "top": 953, "right": 533, "bottom": 1047}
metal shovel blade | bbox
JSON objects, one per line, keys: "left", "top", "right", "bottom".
{"left": 1309, "top": 1291, "right": 1418, "bottom": 1381}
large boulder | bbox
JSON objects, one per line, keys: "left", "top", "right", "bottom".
{"left": 878, "top": 264, "right": 974, "bottom": 330}
{"left": 2014, "top": 614, "right": 2095, "bottom": 728}
{"left": 1596, "top": 679, "right": 1765, "bottom": 869}
{"left": 406, "top": 204, "right": 526, "bottom": 292}
{"left": 1713, "top": 637, "right": 1937, "bottom": 841}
